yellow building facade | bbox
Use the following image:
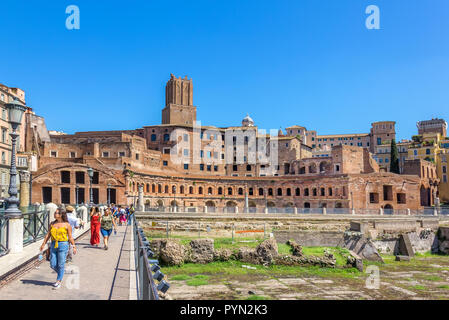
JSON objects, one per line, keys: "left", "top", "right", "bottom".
{"left": 408, "top": 132, "right": 449, "bottom": 203}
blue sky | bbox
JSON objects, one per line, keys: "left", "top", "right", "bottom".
{"left": 0, "top": 0, "right": 448, "bottom": 140}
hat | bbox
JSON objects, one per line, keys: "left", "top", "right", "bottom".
{"left": 66, "top": 205, "right": 75, "bottom": 212}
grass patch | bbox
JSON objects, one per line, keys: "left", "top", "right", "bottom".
{"left": 277, "top": 244, "right": 293, "bottom": 255}
{"left": 186, "top": 278, "right": 209, "bottom": 286}
{"left": 245, "top": 295, "right": 269, "bottom": 300}
{"left": 438, "top": 285, "right": 449, "bottom": 290}
{"left": 300, "top": 247, "right": 350, "bottom": 267}
{"left": 170, "top": 274, "right": 191, "bottom": 281}
{"left": 185, "top": 275, "right": 210, "bottom": 286}
{"left": 410, "top": 285, "right": 426, "bottom": 291}
{"left": 162, "top": 260, "right": 361, "bottom": 279}
{"left": 423, "top": 275, "right": 443, "bottom": 282}
{"left": 415, "top": 251, "right": 436, "bottom": 257}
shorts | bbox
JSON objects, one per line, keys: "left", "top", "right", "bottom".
{"left": 100, "top": 228, "right": 113, "bottom": 237}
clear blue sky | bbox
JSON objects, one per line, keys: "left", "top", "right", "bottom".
{"left": 1, "top": 0, "right": 448, "bottom": 140}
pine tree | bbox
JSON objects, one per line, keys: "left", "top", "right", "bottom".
{"left": 390, "top": 139, "right": 400, "bottom": 174}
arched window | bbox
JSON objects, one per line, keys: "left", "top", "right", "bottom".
{"left": 228, "top": 187, "right": 233, "bottom": 195}
{"left": 320, "top": 188, "right": 325, "bottom": 196}
{"left": 328, "top": 188, "right": 333, "bottom": 196}
{"left": 304, "top": 188, "right": 309, "bottom": 196}
{"left": 172, "top": 185, "right": 176, "bottom": 194}
{"left": 277, "top": 188, "right": 282, "bottom": 196}
{"left": 146, "top": 184, "right": 150, "bottom": 193}
{"left": 164, "top": 185, "right": 168, "bottom": 193}
{"left": 268, "top": 188, "right": 273, "bottom": 196}
{"left": 208, "top": 187, "right": 213, "bottom": 195}
{"left": 199, "top": 187, "right": 203, "bottom": 194}
{"left": 249, "top": 188, "right": 253, "bottom": 196}
{"left": 189, "top": 186, "right": 194, "bottom": 194}
{"left": 286, "top": 188, "right": 291, "bottom": 196}
{"left": 158, "top": 184, "right": 162, "bottom": 193}
{"left": 304, "top": 202, "right": 311, "bottom": 208}
{"left": 180, "top": 186, "right": 185, "bottom": 194}
{"left": 152, "top": 184, "right": 156, "bottom": 193}
{"left": 295, "top": 188, "right": 300, "bottom": 196}
{"left": 163, "top": 133, "right": 170, "bottom": 141}
{"left": 319, "top": 162, "right": 328, "bottom": 173}
{"left": 309, "top": 163, "right": 317, "bottom": 174}
{"left": 313, "top": 188, "right": 317, "bottom": 196}
{"left": 258, "top": 188, "right": 264, "bottom": 196}
{"left": 218, "top": 187, "right": 223, "bottom": 195}
{"left": 238, "top": 188, "right": 243, "bottom": 195}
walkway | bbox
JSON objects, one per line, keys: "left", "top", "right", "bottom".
{"left": 0, "top": 225, "right": 135, "bottom": 300}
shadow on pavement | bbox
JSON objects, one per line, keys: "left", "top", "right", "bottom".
{"left": 21, "top": 279, "right": 54, "bottom": 287}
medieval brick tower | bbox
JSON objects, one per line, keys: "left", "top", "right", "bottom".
{"left": 162, "top": 74, "right": 197, "bottom": 125}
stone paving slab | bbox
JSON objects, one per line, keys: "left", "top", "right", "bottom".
{"left": 0, "top": 226, "right": 129, "bottom": 300}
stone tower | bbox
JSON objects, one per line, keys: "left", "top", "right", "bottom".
{"left": 162, "top": 74, "right": 197, "bottom": 125}
{"left": 370, "top": 121, "right": 396, "bottom": 153}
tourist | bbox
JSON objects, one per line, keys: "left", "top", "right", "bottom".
{"left": 113, "top": 205, "right": 121, "bottom": 225}
{"left": 39, "top": 208, "right": 76, "bottom": 289}
{"left": 90, "top": 206, "right": 101, "bottom": 247}
{"left": 100, "top": 208, "right": 117, "bottom": 250}
{"left": 117, "top": 205, "right": 126, "bottom": 226}
{"left": 127, "top": 205, "right": 135, "bottom": 225}
{"left": 119, "top": 207, "right": 127, "bottom": 226}
{"left": 65, "top": 205, "right": 82, "bottom": 262}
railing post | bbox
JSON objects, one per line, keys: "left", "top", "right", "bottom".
{"left": 8, "top": 216, "right": 23, "bottom": 254}
{"left": 235, "top": 206, "right": 239, "bottom": 214}
{"left": 407, "top": 208, "right": 411, "bottom": 216}
{"left": 323, "top": 207, "right": 327, "bottom": 215}
{"left": 379, "top": 208, "right": 384, "bottom": 216}
{"left": 33, "top": 209, "right": 37, "bottom": 241}
{"left": 294, "top": 207, "right": 298, "bottom": 215}
{"left": 204, "top": 206, "right": 208, "bottom": 214}
{"left": 351, "top": 208, "right": 356, "bottom": 215}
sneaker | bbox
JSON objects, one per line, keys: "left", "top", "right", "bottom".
{"left": 53, "top": 282, "right": 61, "bottom": 290}
{"left": 104, "top": 245, "right": 108, "bottom": 250}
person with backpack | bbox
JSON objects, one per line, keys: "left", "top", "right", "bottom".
{"left": 100, "top": 208, "right": 117, "bottom": 250}
{"left": 65, "top": 205, "right": 82, "bottom": 262}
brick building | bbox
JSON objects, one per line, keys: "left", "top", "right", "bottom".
{"left": 24, "top": 74, "right": 436, "bottom": 211}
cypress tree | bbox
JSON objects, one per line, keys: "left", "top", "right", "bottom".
{"left": 390, "top": 139, "right": 400, "bottom": 174}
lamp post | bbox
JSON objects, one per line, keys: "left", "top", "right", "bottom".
{"left": 87, "top": 167, "right": 94, "bottom": 205}
{"left": 107, "top": 183, "right": 111, "bottom": 206}
{"left": 5, "top": 98, "right": 26, "bottom": 218}
{"left": 75, "top": 184, "right": 79, "bottom": 208}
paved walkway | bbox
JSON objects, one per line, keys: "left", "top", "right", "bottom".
{"left": 0, "top": 225, "right": 132, "bottom": 300}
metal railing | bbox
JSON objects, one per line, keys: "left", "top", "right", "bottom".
{"left": 0, "top": 214, "right": 8, "bottom": 257}
{"left": 133, "top": 215, "right": 159, "bottom": 300}
{"left": 22, "top": 205, "right": 50, "bottom": 246}
{"left": 140, "top": 205, "right": 449, "bottom": 216}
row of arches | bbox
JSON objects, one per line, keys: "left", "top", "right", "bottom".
{"left": 133, "top": 182, "right": 339, "bottom": 198}
{"left": 145, "top": 199, "right": 345, "bottom": 209}
{"left": 291, "top": 161, "right": 332, "bottom": 175}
